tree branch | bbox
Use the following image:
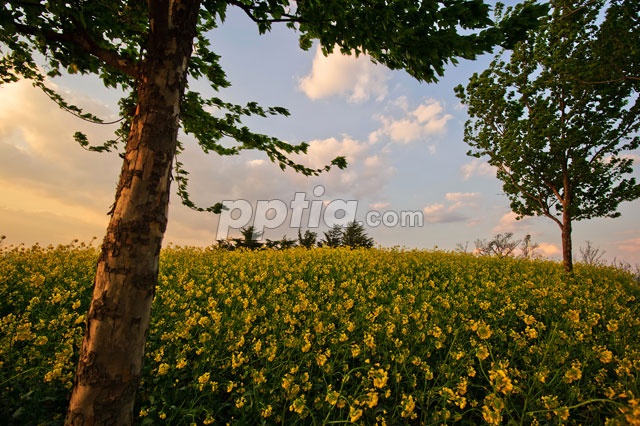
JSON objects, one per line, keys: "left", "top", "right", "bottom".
{"left": 227, "top": 0, "right": 303, "bottom": 24}
{"left": 559, "top": 0, "right": 598, "bottom": 21}
{"left": 13, "top": 21, "right": 139, "bottom": 78}
{"left": 572, "top": 75, "right": 640, "bottom": 84}
{"left": 498, "top": 163, "right": 563, "bottom": 228}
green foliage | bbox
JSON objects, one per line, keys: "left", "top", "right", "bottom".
{"left": 342, "top": 221, "right": 375, "bottom": 248}
{"left": 234, "top": 226, "right": 263, "bottom": 250}
{"left": 2, "top": 244, "right": 640, "bottom": 424}
{"left": 1, "top": 0, "right": 548, "bottom": 213}
{"left": 455, "top": 0, "right": 640, "bottom": 243}
{"left": 321, "top": 224, "right": 344, "bottom": 248}
{"left": 297, "top": 229, "right": 317, "bottom": 249}
{"left": 276, "top": 235, "right": 297, "bottom": 250}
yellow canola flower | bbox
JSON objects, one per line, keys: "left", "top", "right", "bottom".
{"left": 476, "top": 322, "right": 492, "bottom": 340}
{"left": 157, "top": 363, "right": 170, "bottom": 375}
{"left": 400, "top": 394, "right": 416, "bottom": 418}
{"left": 349, "top": 406, "right": 363, "bottom": 422}
{"left": 476, "top": 345, "right": 490, "bottom": 361}
{"left": 489, "top": 368, "right": 513, "bottom": 394}
{"left": 369, "top": 368, "right": 389, "bottom": 389}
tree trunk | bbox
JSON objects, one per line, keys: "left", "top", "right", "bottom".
{"left": 66, "top": 1, "right": 200, "bottom": 424}
{"left": 561, "top": 209, "right": 573, "bottom": 273}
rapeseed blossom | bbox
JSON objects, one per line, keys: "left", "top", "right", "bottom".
{"left": 1, "top": 244, "right": 639, "bottom": 424}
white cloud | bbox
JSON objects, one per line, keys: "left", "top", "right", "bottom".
{"left": 291, "top": 136, "right": 395, "bottom": 199}
{"left": 412, "top": 102, "right": 443, "bottom": 123}
{"left": 538, "top": 242, "right": 561, "bottom": 257}
{"left": 299, "top": 45, "right": 389, "bottom": 103}
{"left": 370, "top": 202, "right": 390, "bottom": 209}
{"left": 364, "top": 155, "right": 381, "bottom": 168}
{"left": 460, "top": 159, "right": 496, "bottom": 180}
{"left": 422, "top": 193, "right": 479, "bottom": 224}
{"left": 445, "top": 192, "right": 479, "bottom": 203}
{"left": 493, "top": 211, "right": 534, "bottom": 233}
{"left": 247, "top": 159, "right": 265, "bottom": 167}
{"left": 445, "top": 192, "right": 480, "bottom": 211}
{"left": 423, "top": 203, "right": 444, "bottom": 215}
{"left": 298, "top": 136, "right": 367, "bottom": 169}
{"left": 370, "top": 98, "right": 452, "bottom": 145}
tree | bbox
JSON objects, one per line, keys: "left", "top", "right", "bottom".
{"left": 233, "top": 226, "right": 263, "bottom": 250}
{"left": 579, "top": 240, "right": 606, "bottom": 265}
{"left": 1, "top": 0, "right": 547, "bottom": 422}
{"left": 342, "top": 221, "right": 375, "bottom": 248}
{"left": 321, "top": 224, "right": 344, "bottom": 248}
{"left": 474, "top": 232, "right": 521, "bottom": 258}
{"left": 455, "top": 241, "right": 470, "bottom": 253}
{"left": 277, "top": 235, "right": 297, "bottom": 250}
{"left": 455, "top": 0, "right": 640, "bottom": 272}
{"left": 297, "top": 229, "right": 317, "bottom": 249}
{"left": 571, "top": 0, "right": 639, "bottom": 86}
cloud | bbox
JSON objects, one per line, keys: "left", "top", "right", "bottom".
{"left": 369, "top": 98, "right": 452, "bottom": 145}
{"left": 370, "top": 202, "right": 390, "bottom": 209}
{"left": 289, "top": 136, "right": 395, "bottom": 199}
{"left": 0, "top": 80, "right": 122, "bottom": 214}
{"left": 493, "top": 211, "right": 534, "bottom": 233}
{"left": 423, "top": 203, "right": 444, "bottom": 215}
{"left": 299, "top": 45, "right": 390, "bottom": 103}
{"left": 537, "top": 242, "right": 561, "bottom": 257}
{"left": 445, "top": 192, "right": 479, "bottom": 203}
{"left": 445, "top": 192, "right": 480, "bottom": 212}
{"left": 247, "top": 159, "right": 265, "bottom": 167}
{"left": 460, "top": 159, "right": 496, "bottom": 180}
{"left": 613, "top": 237, "right": 640, "bottom": 254}
{"left": 422, "top": 192, "right": 481, "bottom": 223}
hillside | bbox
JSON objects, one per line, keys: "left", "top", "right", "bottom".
{"left": 1, "top": 244, "right": 639, "bottom": 425}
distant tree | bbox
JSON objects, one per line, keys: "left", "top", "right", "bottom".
{"left": 297, "top": 229, "right": 317, "bottom": 249}
{"left": 456, "top": 0, "right": 640, "bottom": 272}
{"left": 264, "top": 239, "right": 280, "bottom": 250}
{"left": 475, "top": 232, "right": 521, "bottom": 258}
{"left": 579, "top": 241, "right": 606, "bottom": 265}
{"left": 234, "top": 226, "right": 263, "bottom": 250}
{"left": 321, "top": 225, "right": 344, "bottom": 248}
{"left": 342, "top": 221, "right": 375, "bottom": 248}
{"left": 456, "top": 241, "right": 470, "bottom": 253}
{"left": 215, "top": 238, "right": 236, "bottom": 250}
{"left": 277, "top": 235, "right": 297, "bottom": 250}
{"left": 520, "top": 234, "right": 539, "bottom": 259}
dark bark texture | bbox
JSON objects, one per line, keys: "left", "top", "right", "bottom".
{"left": 561, "top": 211, "right": 573, "bottom": 273}
{"left": 65, "top": 1, "right": 200, "bottom": 424}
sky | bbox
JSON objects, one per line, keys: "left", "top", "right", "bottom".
{"left": 0, "top": 5, "right": 638, "bottom": 264}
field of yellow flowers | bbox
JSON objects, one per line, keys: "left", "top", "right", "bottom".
{"left": 1, "top": 243, "right": 639, "bottom": 425}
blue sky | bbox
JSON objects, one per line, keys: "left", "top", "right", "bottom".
{"left": 0, "top": 5, "right": 638, "bottom": 264}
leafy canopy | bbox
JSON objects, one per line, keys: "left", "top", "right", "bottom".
{"left": 1, "top": 0, "right": 546, "bottom": 212}
{"left": 455, "top": 0, "right": 640, "bottom": 227}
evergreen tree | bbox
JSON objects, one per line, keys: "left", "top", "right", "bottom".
{"left": 322, "top": 224, "right": 344, "bottom": 248}
{"left": 277, "top": 235, "right": 297, "bottom": 250}
{"left": 234, "top": 226, "right": 262, "bottom": 250}
{"left": 342, "top": 221, "right": 375, "bottom": 248}
{"left": 297, "top": 229, "right": 318, "bottom": 248}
